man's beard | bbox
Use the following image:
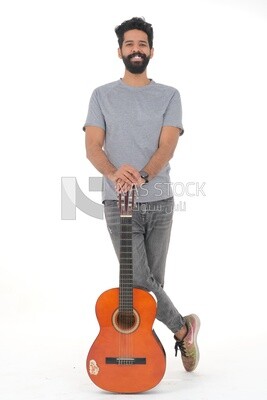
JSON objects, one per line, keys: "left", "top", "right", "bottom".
{"left": 122, "top": 52, "right": 150, "bottom": 74}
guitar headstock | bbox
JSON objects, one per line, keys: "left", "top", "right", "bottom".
{"left": 118, "top": 186, "right": 137, "bottom": 216}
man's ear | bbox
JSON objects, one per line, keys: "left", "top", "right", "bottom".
{"left": 150, "top": 48, "right": 154, "bottom": 59}
{"left": 118, "top": 48, "right": 122, "bottom": 59}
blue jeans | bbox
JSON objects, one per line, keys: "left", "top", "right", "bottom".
{"left": 104, "top": 197, "right": 185, "bottom": 333}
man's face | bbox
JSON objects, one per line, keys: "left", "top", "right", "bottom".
{"left": 118, "top": 29, "right": 154, "bottom": 74}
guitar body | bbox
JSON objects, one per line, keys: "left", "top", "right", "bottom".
{"left": 87, "top": 287, "right": 166, "bottom": 393}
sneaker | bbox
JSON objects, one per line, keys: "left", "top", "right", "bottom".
{"left": 174, "top": 314, "right": 200, "bottom": 372}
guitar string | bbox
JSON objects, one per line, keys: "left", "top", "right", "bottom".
{"left": 120, "top": 216, "right": 133, "bottom": 364}
{"left": 120, "top": 211, "right": 134, "bottom": 364}
{"left": 119, "top": 190, "right": 136, "bottom": 365}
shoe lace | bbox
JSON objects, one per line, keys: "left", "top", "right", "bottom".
{"left": 174, "top": 337, "right": 187, "bottom": 357}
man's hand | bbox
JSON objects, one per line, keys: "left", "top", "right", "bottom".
{"left": 108, "top": 164, "right": 144, "bottom": 193}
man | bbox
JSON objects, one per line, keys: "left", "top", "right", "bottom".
{"left": 83, "top": 17, "right": 200, "bottom": 372}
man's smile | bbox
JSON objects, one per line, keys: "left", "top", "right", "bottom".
{"left": 129, "top": 52, "right": 146, "bottom": 61}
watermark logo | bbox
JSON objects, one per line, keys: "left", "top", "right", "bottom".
{"left": 61, "top": 177, "right": 206, "bottom": 220}
{"left": 61, "top": 177, "right": 104, "bottom": 220}
{"left": 139, "top": 182, "right": 206, "bottom": 198}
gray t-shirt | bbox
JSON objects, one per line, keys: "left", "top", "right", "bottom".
{"left": 83, "top": 79, "right": 183, "bottom": 202}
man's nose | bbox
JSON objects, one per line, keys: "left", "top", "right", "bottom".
{"left": 131, "top": 44, "right": 141, "bottom": 53}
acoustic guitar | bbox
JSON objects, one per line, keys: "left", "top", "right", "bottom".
{"left": 86, "top": 188, "right": 166, "bottom": 393}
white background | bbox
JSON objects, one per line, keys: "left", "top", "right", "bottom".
{"left": 1, "top": 0, "right": 267, "bottom": 399}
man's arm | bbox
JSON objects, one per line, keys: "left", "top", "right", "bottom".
{"left": 85, "top": 126, "right": 141, "bottom": 188}
{"left": 142, "top": 126, "right": 181, "bottom": 181}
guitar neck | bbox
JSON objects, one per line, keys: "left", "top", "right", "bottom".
{"left": 119, "top": 215, "right": 133, "bottom": 313}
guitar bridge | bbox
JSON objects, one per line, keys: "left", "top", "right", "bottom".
{"left": 106, "top": 357, "right": 146, "bottom": 365}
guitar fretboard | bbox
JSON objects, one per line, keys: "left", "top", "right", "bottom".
{"left": 119, "top": 216, "right": 133, "bottom": 313}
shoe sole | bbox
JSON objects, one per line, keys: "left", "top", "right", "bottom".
{"left": 186, "top": 314, "right": 201, "bottom": 372}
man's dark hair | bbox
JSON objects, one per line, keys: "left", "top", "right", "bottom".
{"left": 115, "top": 17, "right": 153, "bottom": 49}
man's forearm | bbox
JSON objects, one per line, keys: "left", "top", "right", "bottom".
{"left": 87, "top": 146, "right": 117, "bottom": 180}
{"left": 143, "top": 127, "right": 180, "bottom": 181}
{"left": 143, "top": 144, "right": 175, "bottom": 181}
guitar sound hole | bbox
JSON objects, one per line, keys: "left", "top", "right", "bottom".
{"left": 112, "top": 309, "right": 140, "bottom": 334}
{"left": 117, "top": 312, "right": 135, "bottom": 329}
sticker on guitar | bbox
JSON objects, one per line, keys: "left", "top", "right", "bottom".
{"left": 89, "top": 359, "right": 100, "bottom": 375}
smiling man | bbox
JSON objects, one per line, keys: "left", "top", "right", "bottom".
{"left": 83, "top": 17, "right": 200, "bottom": 373}
{"left": 120, "top": 29, "right": 153, "bottom": 75}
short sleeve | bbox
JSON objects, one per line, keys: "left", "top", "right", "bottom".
{"left": 163, "top": 89, "right": 184, "bottom": 135}
{"left": 82, "top": 89, "right": 106, "bottom": 132}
